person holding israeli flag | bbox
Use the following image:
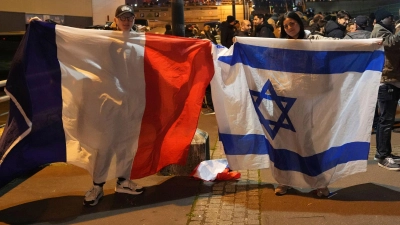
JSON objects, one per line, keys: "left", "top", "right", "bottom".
{"left": 371, "top": 8, "right": 400, "bottom": 171}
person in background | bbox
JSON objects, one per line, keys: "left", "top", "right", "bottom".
{"left": 324, "top": 10, "right": 351, "bottom": 38}
{"left": 220, "top": 15, "right": 236, "bottom": 48}
{"left": 83, "top": 5, "right": 144, "bottom": 207}
{"left": 234, "top": 20, "right": 252, "bottom": 37}
{"left": 185, "top": 24, "right": 195, "bottom": 37}
{"left": 234, "top": 20, "right": 240, "bottom": 32}
{"left": 265, "top": 13, "right": 278, "bottom": 38}
{"left": 371, "top": 8, "right": 400, "bottom": 171}
{"left": 200, "top": 25, "right": 217, "bottom": 44}
{"left": 309, "top": 14, "right": 324, "bottom": 27}
{"left": 253, "top": 14, "right": 275, "bottom": 38}
{"left": 344, "top": 15, "right": 371, "bottom": 39}
{"left": 164, "top": 24, "right": 173, "bottom": 35}
{"left": 395, "top": 19, "right": 400, "bottom": 33}
{"left": 346, "top": 20, "right": 357, "bottom": 34}
{"left": 309, "top": 19, "right": 328, "bottom": 36}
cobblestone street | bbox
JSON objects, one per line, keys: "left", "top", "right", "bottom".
{"left": 189, "top": 141, "right": 262, "bottom": 225}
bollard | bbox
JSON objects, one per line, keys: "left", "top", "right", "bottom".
{"left": 159, "top": 128, "right": 210, "bottom": 176}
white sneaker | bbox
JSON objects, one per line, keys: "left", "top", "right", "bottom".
{"left": 83, "top": 185, "right": 104, "bottom": 206}
{"left": 115, "top": 180, "right": 144, "bottom": 195}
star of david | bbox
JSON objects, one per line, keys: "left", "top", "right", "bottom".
{"left": 249, "top": 79, "right": 296, "bottom": 139}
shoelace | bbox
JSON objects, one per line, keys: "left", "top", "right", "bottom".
{"left": 386, "top": 157, "right": 396, "bottom": 164}
{"left": 86, "top": 187, "right": 100, "bottom": 197}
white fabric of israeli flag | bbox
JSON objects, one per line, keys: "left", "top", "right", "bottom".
{"left": 211, "top": 37, "right": 384, "bottom": 188}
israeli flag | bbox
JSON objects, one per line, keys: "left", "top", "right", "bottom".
{"left": 211, "top": 37, "right": 384, "bottom": 188}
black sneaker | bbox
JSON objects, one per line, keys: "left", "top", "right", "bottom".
{"left": 375, "top": 154, "right": 400, "bottom": 162}
{"left": 378, "top": 158, "right": 400, "bottom": 171}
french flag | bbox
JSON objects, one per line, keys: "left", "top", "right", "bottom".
{"left": 0, "top": 21, "right": 214, "bottom": 187}
{"left": 212, "top": 37, "right": 384, "bottom": 188}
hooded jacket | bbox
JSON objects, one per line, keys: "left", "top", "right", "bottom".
{"left": 254, "top": 23, "right": 275, "bottom": 38}
{"left": 371, "top": 23, "right": 400, "bottom": 83}
{"left": 343, "top": 30, "right": 371, "bottom": 39}
{"left": 325, "top": 20, "right": 346, "bottom": 38}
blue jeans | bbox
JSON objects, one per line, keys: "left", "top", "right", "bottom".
{"left": 376, "top": 84, "right": 400, "bottom": 159}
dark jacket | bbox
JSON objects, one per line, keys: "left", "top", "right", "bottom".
{"left": 325, "top": 20, "right": 346, "bottom": 38}
{"left": 254, "top": 23, "right": 275, "bottom": 38}
{"left": 220, "top": 21, "right": 235, "bottom": 48}
{"left": 371, "top": 23, "right": 400, "bottom": 83}
{"left": 343, "top": 30, "right": 371, "bottom": 39}
{"left": 235, "top": 30, "right": 250, "bottom": 37}
{"left": 200, "top": 31, "right": 217, "bottom": 44}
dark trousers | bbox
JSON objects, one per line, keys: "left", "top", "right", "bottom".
{"left": 205, "top": 84, "right": 213, "bottom": 110}
{"left": 376, "top": 84, "right": 400, "bottom": 159}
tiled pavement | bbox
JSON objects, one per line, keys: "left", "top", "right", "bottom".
{"left": 188, "top": 141, "right": 262, "bottom": 225}
{"left": 187, "top": 138, "right": 400, "bottom": 225}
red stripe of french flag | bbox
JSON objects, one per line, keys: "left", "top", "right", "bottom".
{"left": 131, "top": 33, "right": 214, "bottom": 178}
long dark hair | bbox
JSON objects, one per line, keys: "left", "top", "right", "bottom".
{"left": 279, "top": 11, "right": 305, "bottom": 39}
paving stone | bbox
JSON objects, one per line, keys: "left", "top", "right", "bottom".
{"left": 192, "top": 210, "right": 205, "bottom": 215}
{"left": 220, "top": 209, "right": 233, "bottom": 215}
{"left": 233, "top": 206, "right": 246, "bottom": 212}
{"left": 214, "top": 182, "right": 225, "bottom": 187}
{"left": 212, "top": 190, "right": 223, "bottom": 195}
{"left": 248, "top": 199, "right": 259, "bottom": 205}
{"left": 191, "top": 214, "right": 204, "bottom": 221}
{"left": 232, "top": 212, "right": 245, "bottom": 218}
{"left": 222, "top": 196, "right": 234, "bottom": 201}
{"left": 247, "top": 203, "right": 260, "bottom": 210}
{"left": 235, "top": 192, "right": 246, "bottom": 197}
{"left": 205, "top": 213, "right": 219, "bottom": 219}
{"left": 210, "top": 199, "right": 221, "bottom": 204}
{"left": 232, "top": 217, "right": 245, "bottom": 223}
{"left": 234, "top": 199, "right": 245, "bottom": 204}
{"left": 222, "top": 201, "right": 234, "bottom": 205}
{"left": 213, "top": 186, "right": 224, "bottom": 191}
{"left": 196, "top": 200, "right": 208, "bottom": 206}
{"left": 219, "top": 221, "right": 233, "bottom": 225}
{"left": 204, "top": 222, "right": 217, "bottom": 225}
{"left": 211, "top": 196, "right": 222, "bottom": 200}
{"left": 188, "top": 221, "right": 202, "bottom": 225}
{"left": 236, "top": 185, "right": 247, "bottom": 191}
{"left": 195, "top": 205, "right": 207, "bottom": 210}
{"left": 247, "top": 209, "right": 259, "bottom": 215}
{"left": 247, "top": 219, "right": 260, "bottom": 225}
{"left": 221, "top": 205, "right": 235, "bottom": 210}
{"left": 225, "top": 187, "right": 236, "bottom": 193}
{"left": 220, "top": 214, "right": 233, "bottom": 221}
{"left": 223, "top": 193, "right": 235, "bottom": 198}
{"left": 248, "top": 214, "right": 259, "bottom": 220}
{"left": 208, "top": 203, "right": 220, "bottom": 209}
{"left": 205, "top": 218, "right": 218, "bottom": 223}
